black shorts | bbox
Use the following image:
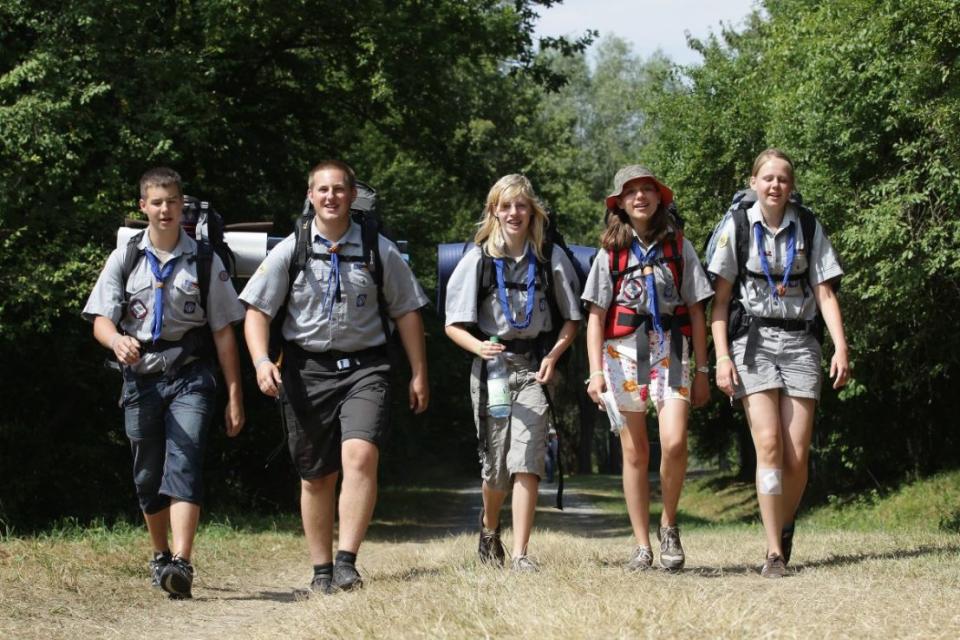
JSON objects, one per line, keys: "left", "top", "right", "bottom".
{"left": 280, "top": 345, "right": 391, "bottom": 479}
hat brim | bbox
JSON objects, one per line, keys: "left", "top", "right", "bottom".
{"left": 605, "top": 179, "right": 674, "bottom": 210}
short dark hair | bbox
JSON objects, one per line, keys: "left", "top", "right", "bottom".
{"left": 139, "top": 167, "right": 182, "bottom": 198}
{"left": 307, "top": 159, "right": 356, "bottom": 191}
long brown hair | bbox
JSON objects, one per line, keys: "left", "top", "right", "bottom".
{"left": 600, "top": 204, "right": 674, "bottom": 252}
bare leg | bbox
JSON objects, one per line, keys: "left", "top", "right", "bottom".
{"left": 742, "top": 389, "right": 784, "bottom": 557}
{"left": 482, "top": 481, "right": 508, "bottom": 530}
{"left": 337, "top": 439, "right": 379, "bottom": 554}
{"left": 301, "top": 472, "right": 338, "bottom": 565}
{"left": 169, "top": 500, "right": 200, "bottom": 560}
{"left": 620, "top": 411, "right": 652, "bottom": 549}
{"left": 143, "top": 508, "right": 170, "bottom": 552}
{"left": 510, "top": 473, "right": 539, "bottom": 557}
{"left": 657, "top": 399, "right": 690, "bottom": 527}
{"left": 780, "top": 396, "right": 816, "bottom": 523}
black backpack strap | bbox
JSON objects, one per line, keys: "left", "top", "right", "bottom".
{"left": 119, "top": 231, "right": 146, "bottom": 319}
{"left": 541, "top": 384, "right": 564, "bottom": 510}
{"left": 195, "top": 240, "right": 213, "bottom": 313}
{"left": 477, "top": 253, "right": 495, "bottom": 307}
{"left": 359, "top": 214, "right": 392, "bottom": 342}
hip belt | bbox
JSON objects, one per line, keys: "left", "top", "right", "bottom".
{"left": 283, "top": 342, "right": 388, "bottom": 372}
{"left": 742, "top": 316, "right": 818, "bottom": 368}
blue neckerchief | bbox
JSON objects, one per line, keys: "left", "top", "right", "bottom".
{"left": 629, "top": 238, "right": 664, "bottom": 346}
{"left": 144, "top": 251, "right": 179, "bottom": 343}
{"left": 315, "top": 235, "right": 341, "bottom": 317}
{"left": 753, "top": 221, "right": 796, "bottom": 300}
{"left": 494, "top": 246, "right": 536, "bottom": 330}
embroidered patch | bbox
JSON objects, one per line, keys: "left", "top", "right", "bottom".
{"left": 184, "top": 301, "right": 197, "bottom": 314}
{"left": 218, "top": 270, "right": 230, "bottom": 282}
{"left": 623, "top": 278, "right": 643, "bottom": 301}
{"left": 129, "top": 299, "right": 148, "bottom": 320}
{"left": 717, "top": 232, "right": 729, "bottom": 249}
{"left": 356, "top": 294, "right": 367, "bottom": 307}
{"left": 539, "top": 298, "right": 546, "bottom": 312}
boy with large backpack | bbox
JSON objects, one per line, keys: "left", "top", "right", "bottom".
{"left": 240, "top": 159, "right": 429, "bottom": 594}
{"left": 82, "top": 167, "right": 246, "bottom": 599}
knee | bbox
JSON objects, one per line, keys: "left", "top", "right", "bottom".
{"left": 341, "top": 440, "right": 379, "bottom": 474}
{"left": 622, "top": 440, "right": 650, "bottom": 470}
{"left": 660, "top": 438, "right": 687, "bottom": 464}
{"left": 302, "top": 474, "right": 336, "bottom": 495}
{"left": 753, "top": 431, "right": 781, "bottom": 463}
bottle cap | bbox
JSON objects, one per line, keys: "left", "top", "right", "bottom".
{"left": 489, "top": 335, "right": 500, "bottom": 344}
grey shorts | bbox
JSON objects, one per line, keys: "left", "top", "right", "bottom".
{"left": 731, "top": 326, "right": 822, "bottom": 400}
{"left": 281, "top": 345, "right": 391, "bottom": 480}
{"left": 470, "top": 354, "right": 548, "bottom": 491}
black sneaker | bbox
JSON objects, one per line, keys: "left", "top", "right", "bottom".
{"left": 332, "top": 563, "right": 363, "bottom": 591}
{"left": 477, "top": 507, "right": 506, "bottom": 567}
{"left": 781, "top": 522, "right": 795, "bottom": 566}
{"left": 310, "top": 574, "right": 334, "bottom": 595}
{"left": 160, "top": 556, "right": 195, "bottom": 599}
{"left": 658, "top": 525, "right": 685, "bottom": 571}
{"left": 149, "top": 551, "right": 172, "bottom": 588}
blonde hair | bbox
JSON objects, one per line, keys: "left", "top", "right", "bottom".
{"left": 308, "top": 159, "right": 356, "bottom": 190}
{"left": 751, "top": 148, "right": 796, "bottom": 182}
{"left": 474, "top": 174, "right": 548, "bottom": 261}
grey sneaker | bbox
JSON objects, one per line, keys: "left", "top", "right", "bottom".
{"left": 781, "top": 522, "right": 795, "bottom": 566}
{"left": 477, "top": 507, "right": 506, "bottom": 567}
{"left": 761, "top": 553, "right": 787, "bottom": 579}
{"left": 511, "top": 555, "right": 540, "bottom": 573}
{"left": 658, "top": 525, "right": 685, "bottom": 571}
{"left": 310, "top": 574, "right": 333, "bottom": 595}
{"left": 149, "top": 550, "right": 172, "bottom": 588}
{"left": 333, "top": 562, "right": 363, "bottom": 591}
{"left": 160, "top": 556, "right": 194, "bottom": 599}
{"left": 625, "top": 546, "right": 653, "bottom": 571}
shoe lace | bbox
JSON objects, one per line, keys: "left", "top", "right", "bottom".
{"left": 633, "top": 546, "right": 652, "bottom": 564}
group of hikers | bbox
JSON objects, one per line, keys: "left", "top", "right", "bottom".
{"left": 83, "top": 149, "right": 848, "bottom": 599}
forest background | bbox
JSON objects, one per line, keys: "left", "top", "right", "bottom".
{"left": 1, "top": 0, "right": 958, "bottom": 530}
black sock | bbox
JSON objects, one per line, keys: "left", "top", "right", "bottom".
{"left": 335, "top": 550, "right": 357, "bottom": 566}
{"left": 154, "top": 549, "right": 172, "bottom": 561}
{"left": 313, "top": 562, "right": 333, "bottom": 577}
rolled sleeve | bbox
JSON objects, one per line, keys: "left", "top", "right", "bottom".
{"left": 380, "top": 236, "right": 428, "bottom": 318}
{"left": 581, "top": 248, "right": 613, "bottom": 310}
{"left": 238, "top": 234, "right": 295, "bottom": 319}
{"left": 82, "top": 249, "right": 126, "bottom": 325}
{"left": 444, "top": 245, "right": 482, "bottom": 326}
{"left": 550, "top": 246, "right": 584, "bottom": 321}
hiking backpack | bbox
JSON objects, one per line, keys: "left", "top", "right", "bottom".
{"left": 119, "top": 195, "right": 236, "bottom": 316}
{"left": 702, "top": 189, "right": 839, "bottom": 343}
{"left": 267, "top": 181, "right": 395, "bottom": 360}
{"left": 603, "top": 203, "right": 691, "bottom": 340}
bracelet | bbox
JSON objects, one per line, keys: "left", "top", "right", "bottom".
{"left": 583, "top": 370, "right": 605, "bottom": 385}
{"left": 716, "top": 355, "right": 732, "bottom": 365}
{"left": 695, "top": 365, "right": 710, "bottom": 374}
{"left": 254, "top": 355, "right": 272, "bottom": 368}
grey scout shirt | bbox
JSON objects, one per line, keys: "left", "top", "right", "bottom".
{"left": 582, "top": 234, "right": 713, "bottom": 314}
{"left": 239, "top": 219, "right": 428, "bottom": 353}
{"left": 706, "top": 202, "right": 843, "bottom": 322}
{"left": 444, "top": 243, "right": 583, "bottom": 339}
{"left": 82, "top": 229, "right": 244, "bottom": 374}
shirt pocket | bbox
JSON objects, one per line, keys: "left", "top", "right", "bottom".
{"left": 343, "top": 263, "right": 376, "bottom": 309}
{"left": 172, "top": 270, "right": 203, "bottom": 317}
{"left": 124, "top": 272, "right": 153, "bottom": 324}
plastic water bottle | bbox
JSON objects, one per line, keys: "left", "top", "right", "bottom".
{"left": 486, "top": 336, "right": 511, "bottom": 419}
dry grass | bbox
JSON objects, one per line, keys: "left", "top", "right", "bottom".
{"left": 2, "top": 475, "right": 959, "bottom": 639}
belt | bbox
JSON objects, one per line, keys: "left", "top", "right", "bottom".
{"left": 742, "top": 316, "right": 817, "bottom": 367}
{"left": 284, "top": 343, "right": 388, "bottom": 371}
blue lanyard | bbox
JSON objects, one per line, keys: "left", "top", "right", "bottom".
{"left": 494, "top": 247, "right": 536, "bottom": 330}
{"left": 753, "top": 221, "right": 797, "bottom": 299}
{"left": 144, "top": 251, "right": 179, "bottom": 343}
{"left": 314, "top": 236, "right": 341, "bottom": 317}
{"left": 629, "top": 238, "right": 664, "bottom": 346}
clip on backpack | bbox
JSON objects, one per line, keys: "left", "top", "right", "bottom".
{"left": 702, "top": 189, "right": 840, "bottom": 364}
{"left": 267, "top": 181, "right": 395, "bottom": 362}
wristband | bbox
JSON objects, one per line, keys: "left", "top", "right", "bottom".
{"left": 254, "top": 355, "right": 272, "bottom": 369}
{"left": 716, "top": 355, "right": 732, "bottom": 365}
{"left": 584, "top": 370, "right": 605, "bottom": 385}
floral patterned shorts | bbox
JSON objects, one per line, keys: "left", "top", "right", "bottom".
{"left": 602, "top": 331, "right": 691, "bottom": 413}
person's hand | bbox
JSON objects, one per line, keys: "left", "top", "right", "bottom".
{"left": 587, "top": 374, "right": 606, "bottom": 407}
{"left": 255, "top": 360, "right": 283, "bottom": 398}
{"left": 476, "top": 339, "right": 505, "bottom": 360}
{"left": 112, "top": 334, "right": 142, "bottom": 365}
{"left": 409, "top": 373, "right": 429, "bottom": 414}
{"left": 715, "top": 356, "right": 740, "bottom": 398}
{"left": 535, "top": 355, "right": 557, "bottom": 384}
{"left": 224, "top": 392, "right": 245, "bottom": 437}
{"left": 691, "top": 370, "right": 710, "bottom": 407}
{"left": 830, "top": 347, "right": 850, "bottom": 389}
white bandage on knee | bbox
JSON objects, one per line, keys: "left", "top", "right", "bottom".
{"left": 758, "top": 468, "right": 783, "bottom": 495}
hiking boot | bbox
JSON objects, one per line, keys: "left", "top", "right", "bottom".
{"left": 511, "top": 555, "right": 540, "bottom": 573}
{"left": 310, "top": 574, "right": 334, "bottom": 595}
{"left": 160, "top": 556, "right": 194, "bottom": 599}
{"left": 477, "top": 507, "right": 506, "bottom": 567}
{"left": 149, "top": 550, "right": 172, "bottom": 588}
{"left": 658, "top": 525, "right": 685, "bottom": 571}
{"left": 761, "top": 553, "right": 787, "bottom": 579}
{"left": 332, "top": 562, "right": 363, "bottom": 591}
{"left": 781, "top": 522, "right": 795, "bottom": 566}
{"left": 625, "top": 546, "right": 653, "bottom": 571}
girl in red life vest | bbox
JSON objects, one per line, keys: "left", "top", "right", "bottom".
{"left": 582, "top": 165, "right": 712, "bottom": 572}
